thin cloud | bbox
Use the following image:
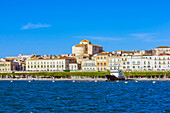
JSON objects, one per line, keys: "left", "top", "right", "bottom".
{"left": 130, "top": 33, "right": 170, "bottom": 43}
{"left": 73, "top": 36, "right": 121, "bottom": 41}
{"left": 21, "top": 23, "right": 51, "bottom": 30}
{"left": 130, "top": 33, "right": 155, "bottom": 39}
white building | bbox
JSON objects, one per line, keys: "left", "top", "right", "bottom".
{"left": 26, "top": 57, "right": 78, "bottom": 71}
{"left": 155, "top": 46, "right": 170, "bottom": 55}
{"left": 81, "top": 59, "right": 96, "bottom": 71}
{"left": 109, "top": 55, "right": 170, "bottom": 71}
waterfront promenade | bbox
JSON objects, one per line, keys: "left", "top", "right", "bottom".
{"left": 0, "top": 77, "right": 169, "bottom": 81}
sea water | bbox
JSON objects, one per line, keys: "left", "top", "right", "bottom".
{"left": 0, "top": 81, "right": 169, "bottom": 112}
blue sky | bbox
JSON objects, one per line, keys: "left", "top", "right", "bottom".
{"left": 0, "top": 0, "right": 170, "bottom": 58}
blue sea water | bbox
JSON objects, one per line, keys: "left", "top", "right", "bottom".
{"left": 0, "top": 81, "right": 169, "bottom": 113}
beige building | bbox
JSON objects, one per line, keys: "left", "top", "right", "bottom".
{"left": 0, "top": 61, "right": 17, "bottom": 72}
{"left": 72, "top": 39, "right": 103, "bottom": 56}
{"left": 81, "top": 59, "right": 96, "bottom": 71}
{"left": 109, "top": 55, "right": 122, "bottom": 70}
{"left": 26, "top": 57, "right": 78, "bottom": 71}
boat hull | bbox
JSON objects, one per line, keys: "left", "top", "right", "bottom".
{"left": 105, "top": 75, "right": 125, "bottom": 81}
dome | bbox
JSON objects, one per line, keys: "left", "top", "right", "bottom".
{"left": 80, "top": 39, "right": 91, "bottom": 44}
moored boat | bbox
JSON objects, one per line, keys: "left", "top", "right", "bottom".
{"left": 106, "top": 70, "right": 125, "bottom": 81}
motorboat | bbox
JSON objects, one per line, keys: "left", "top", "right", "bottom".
{"left": 105, "top": 70, "right": 125, "bottom": 81}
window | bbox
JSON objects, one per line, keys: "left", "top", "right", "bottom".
{"left": 104, "top": 63, "right": 106, "bottom": 66}
{"left": 0, "top": 64, "right": 4, "bottom": 66}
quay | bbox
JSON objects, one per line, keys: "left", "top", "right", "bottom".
{"left": 0, "top": 78, "right": 169, "bottom": 81}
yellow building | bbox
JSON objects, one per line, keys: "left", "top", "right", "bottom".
{"left": 93, "top": 52, "right": 112, "bottom": 71}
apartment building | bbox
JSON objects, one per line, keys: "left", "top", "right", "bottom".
{"left": 93, "top": 52, "right": 112, "bottom": 71}
{"left": 26, "top": 57, "right": 78, "bottom": 71}
{"left": 109, "top": 55, "right": 121, "bottom": 70}
{"left": 81, "top": 59, "right": 96, "bottom": 71}
{"left": 155, "top": 46, "right": 170, "bottom": 55}
{"left": 109, "top": 55, "right": 170, "bottom": 71}
{"left": 0, "top": 61, "right": 18, "bottom": 72}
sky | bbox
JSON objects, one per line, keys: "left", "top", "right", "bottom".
{"left": 0, "top": 0, "right": 170, "bottom": 58}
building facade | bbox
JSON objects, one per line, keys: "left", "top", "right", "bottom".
{"left": 72, "top": 39, "right": 103, "bottom": 56}
{"left": 0, "top": 61, "right": 18, "bottom": 72}
{"left": 26, "top": 57, "right": 78, "bottom": 71}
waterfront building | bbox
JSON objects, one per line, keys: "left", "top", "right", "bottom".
{"left": 93, "top": 52, "right": 112, "bottom": 71}
{"left": 6, "top": 57, "right": 25, "bottom": 71}
{"left": 108, "top": 55, "right": 170, "bottom": 71}
{"left": 109, "top": 55, "right": 122, "bottom": 70}
{"left": 0, "top": 60, "right": 18, "bottom": 72}
{"left": 81, "top": 59, "right": 96, "bottom": 71}
{"left": 26, "top": 57, "right": 78, "bottom": 71}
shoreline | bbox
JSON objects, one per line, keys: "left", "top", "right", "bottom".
{"left": 0, "top": 78, "right": 169, "bottom": 81}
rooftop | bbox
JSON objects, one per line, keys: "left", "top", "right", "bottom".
{"left": 74, "top": 44, "right": 87, "bottom": 47}
{"left": 58, "top": 57, "right": 76, "bottom": 60}
{"left": 156, "top": 46, "right": 170, "bottom": 48}
{"left": 92, "top": 45, "right": 102, "bottom": 48}
{"left": 80, "top": 39, "right": 91, "bottom": 43}
{"left": 97, "top": 52, "right": 112, "bottom": 55}
{"left": 6, "top": 57, "right": 19, "bottom": 60}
